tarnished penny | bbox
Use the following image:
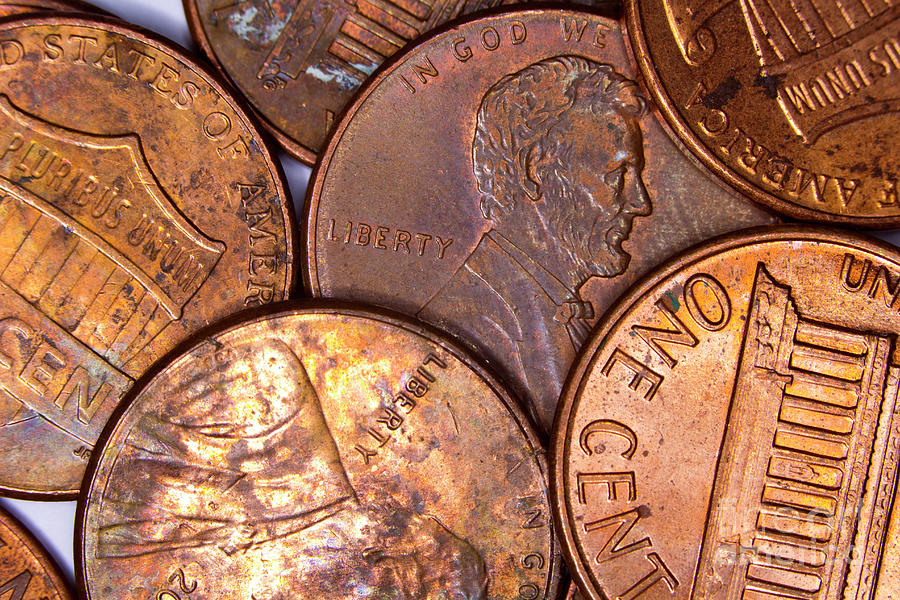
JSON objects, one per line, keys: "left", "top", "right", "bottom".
{"left": 551, "top": 226, "right": 900, "bottom": 600}
{"left": 305, "top": 8, "right": 777, "bottom": 434}
{"left": 0, "top": 15, "right": 296, "bottom": 498}
{"left": 0, "top": 0, "right": 102, "bottom": 17}
{"left": 0, "top": 506, "right": 72, "bottom": 600}
{"left": 78, "top": 303, "right": 561, "bottom": 600}
{"left": 183, "top": 0, "right": 617, "bottom": 163}
{"left": 626, "top": 0, "right": 899, "bottom": 225}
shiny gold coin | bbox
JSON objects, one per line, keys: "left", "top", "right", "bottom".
{"left": 0, "top": 15, "right": 296, "bottom": 498}
{"left": 0, "top": 505, "right": 72, "bottom": 600}
{"left": 552, "top": 226, "right": 900, "bottom": 600}
{"left": 78, "top": 303, "right": 560, "bottom": 600}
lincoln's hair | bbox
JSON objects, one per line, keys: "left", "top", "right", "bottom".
{"left": 473, "top": 55, "right": 648, "bottom": 220}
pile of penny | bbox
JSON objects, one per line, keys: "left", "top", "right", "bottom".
{"left": 0, "top": 1, "right": 897, "bottom": 600}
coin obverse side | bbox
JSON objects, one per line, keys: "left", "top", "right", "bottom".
{"left": 305, "top": 8, "right": 778, "bottom": 435}
{"left": 0, "top": 16, "right": 296, "bottom": 498}
{"left": 182, "top": 0, "right": 617, "bottom": 163}
{"left": 552, "top": 226, "right": 900, "bottom": 600}
{"left": 78, "top": 304, "right": 560, "bottom": 600}
{"left": 0, "top": 506, "right": 72, "bottom": 600}
{"left": 626, "top": 0, "right": 899, "bottom": 226}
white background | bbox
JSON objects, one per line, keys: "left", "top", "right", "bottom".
{"left": 0, "top": 0, "right": 897, "bottom": 591}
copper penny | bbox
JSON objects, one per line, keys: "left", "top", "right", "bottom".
{"left": 0, "top": 15, "right": 296, "bottom": 499}
{"left": 626, "top": 0, "right": 899, "bottom": 226}
{"left": 182, "top": 0, "right": 619, "bottom": 163}
{"left": 0, "top": 0, "right": 103, "bottom": 17}
{"left": 304, "top": 7, "right": 778, "bottom": 434}
{"left": 0, "top": 506, "right": 72, "bottom": 600}
{"left": 77, "top": 303, "right": 561, "bottom": 600}
{"left": 551, "top": 226, "right": 900, "bottom": 600}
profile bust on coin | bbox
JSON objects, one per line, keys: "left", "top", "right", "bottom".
{"left": 81, "top": 307, "right": 558, "bottom": 600}
{"left": 305, "top": 9, "right": 777, "bottom": 437}
{"left": 95, "top": 339, "right": 487, "bottom": 600}
{"left": 420, "top": 55, "right": 650, "bottom": 416}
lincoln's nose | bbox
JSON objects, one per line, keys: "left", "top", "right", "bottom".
{"left": 623, "top": 167, "right": 652, "bottom": 217}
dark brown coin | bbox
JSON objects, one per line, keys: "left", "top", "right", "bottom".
{"left": 183, "top": 0, "right": 618, "bottom": 163}
{"left": 78, "top": 303, "right": 561, "bottom": 600}
{"left": 0, "top": 0, "right": 102, "bottom": 17}
{"left": 551, "top": 226, "right": 900, "bottom": 600}
{"left": 0, "top": 505, "right": 72, "bottom": 600}
{"left": 0, "top": 15, "right": 296, "bottom": 499}
{"left": 305, "top": 7, "right": 778, "bottom": 434}
{"left": 626, "top": 0, "right": 899, "bottom": 226}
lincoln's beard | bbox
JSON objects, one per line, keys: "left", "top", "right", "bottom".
{"left": 588, "top": 211, "right": 632, "bottom": 277}
{"left": 544, "top": 181, "right": 632, "bottom": 284}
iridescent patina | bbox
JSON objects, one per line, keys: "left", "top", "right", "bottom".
{"left": 79, "top": 304, "right": 560, "bottom": 600}
{"left": 0, "top": 15, "right": 296, "bottom": 498}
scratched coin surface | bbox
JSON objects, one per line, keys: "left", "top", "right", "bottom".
{"left": 0, "top": 0, "right": 102, "bottom": 17}
{"left": 0, "top": 15, "right": 296, "bottom": 498}
{"left": 305, "top": 8, "right": 777, "bottom": 434}
{"left": 78, "top": 304, "right": 560, "bottom": 600}
{"left": 0, "top": 506, "right": 72, "bottom": 600}
{"left": 552, "top": 226, "right": 900, "bottom": 600}
{"left": 626, "top": 0, "right": 899, "bottom": 225}
{"left": 183, "top": 0, "right": 616, "bottom": 163}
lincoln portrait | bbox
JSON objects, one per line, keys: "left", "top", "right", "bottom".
{"left": 419, "top": 55, "right": 651, "bottom": 431}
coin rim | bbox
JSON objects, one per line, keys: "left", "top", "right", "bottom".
{"left": 624, "top": 0, "right": 900, "bottom": 228}
{"left": 0, "top": 0, "right": 111, "bottom": 15}
{"left": 182, "top": 0, "right": 319, "bottom": 165}
{"left": 0, "top": 12, "right": 299, "bottom": 501}
{"left": 549, "top": 224, "right": 900, "bottom": 600}
{"left": 0, "top": 504, "right": 74, "bottom": 600}
{"left": 74, "top": 298, "right": 563, "bottom": 600}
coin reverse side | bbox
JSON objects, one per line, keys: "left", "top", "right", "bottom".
{"left": 626, "top": 0, "right": 899, "bottom": 225}
{"left": 0, "top": 506, "right": 72, "bottom": 600}
{"left": 552, "top": 227, "right": 900, "bottom": 600}
{"left": 0, "top": 16, "right": 296, "bottom": 498}
{"left": 305, "top": 8, "right": 777, "bottom": 434}
{"left": 79, "top": 304, "right": 560, "bottom": 600}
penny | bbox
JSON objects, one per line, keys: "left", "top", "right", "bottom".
{"left": 305, "top": 8, "right": 778, "bottom": 434}
{"left": 77, "top": 303, "right": 561, "bottom": 600}
{"left": 0, "top": 506, "right": 72, "bottom": 600}
{"left": 0, "top": 15, "right": 296, "bottom": 498}
{"left": 0, "top": 0, "right": 103, "bottom": 17}
{"left": 551, "top": 226, "right": 900, "bottom": 600}
{"left": 626, "top": 0, "right": 899, "bottom": 226}
{"left": 183, "top": 0, "right": 618, "bottom": 163}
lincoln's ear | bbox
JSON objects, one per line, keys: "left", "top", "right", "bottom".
{"left": 519, "top": 145, "right": 542, "bottom": 201}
